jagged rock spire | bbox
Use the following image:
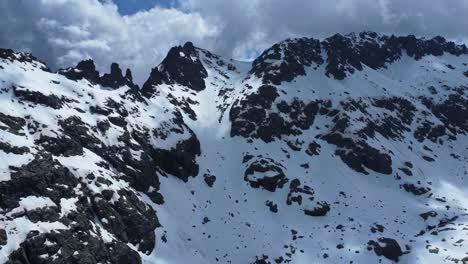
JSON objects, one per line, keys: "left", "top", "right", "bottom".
{"left": 59, "top": 59, "right": 100, "bottom": 83}
{"left": 141, "top": 41, "right": 208, "bottom": 97}
{"left": 60, "top": 60, "right": 138, "bottom": 90}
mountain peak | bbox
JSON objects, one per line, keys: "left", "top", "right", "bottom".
{"left": 59, "top": 60, "right": 138, "bottom": 90}
{"left": 0, "top": 48, "right": 49, "bottom": 71}
{"left": 59, "top": 59, "right": 100, "bottom": 83}
{"left": 183, "top": 41, "right": 195, "bottom": 50}
{"left": 141, "top": 42, "right": 208, "bottom": 96}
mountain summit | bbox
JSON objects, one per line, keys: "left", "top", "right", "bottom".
{"left": 0, "top": 32, "right": 467, "bottom": 264}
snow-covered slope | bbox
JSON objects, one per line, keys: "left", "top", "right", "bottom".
{"left": 1, "top": 32, "right": 468, "bottom": 264}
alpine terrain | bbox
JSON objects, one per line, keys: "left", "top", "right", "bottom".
{"left": 0, "top": 32, "right": 467, "bottom": 264}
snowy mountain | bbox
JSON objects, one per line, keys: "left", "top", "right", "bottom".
{"left": 0, "top": 32, "right": 467, "bottom": 264}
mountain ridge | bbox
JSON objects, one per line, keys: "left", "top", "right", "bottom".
{"left": 0, "top": 31, "right": 467, "bottom": 264}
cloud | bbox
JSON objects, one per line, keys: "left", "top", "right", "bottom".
{"left": 0, "top": 0, "right": 218, "bottom": 83}
{"left": 0, "top": 0, "right": 467, "bottom": 84}
{"left": 182, "top": 0, "right": 468, "bottom": 59}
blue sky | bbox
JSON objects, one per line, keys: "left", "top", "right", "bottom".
{"left": 111, "top": 0, "right": 178, "bottom": 15}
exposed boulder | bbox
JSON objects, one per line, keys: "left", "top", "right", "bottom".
{"left": 304, "top": 201, "right": 330, "bottom": 217}
{"left": 286, "top": 179, "right": 314, "bottom": 206}
{"left": 367, "top": 238, "right": 404, "bottom": 262}
{"left": 204, "top": 173, "right": 217, "bottom": 187}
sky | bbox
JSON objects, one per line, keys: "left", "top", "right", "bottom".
{"left": 0, "top": 0, "right": 467, "bottom": 84}
{"left": 110, "top": 0, "right": 178, "bottom": 15}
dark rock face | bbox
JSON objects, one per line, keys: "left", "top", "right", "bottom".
{"left": 413, "top": 89, "right": 467, "bottom": 143}
{"left": 231, "top": 92, "right": 396, "bottom": 175}
{"left": 60, "top": 60, "right": 137, "bottom": 90}
{"left": 58, "top": 116, "right": 101, "bottom": 149}
{"left": 0, "top": 141, "right": 29, "bottom": 154}
{"left": 57, "top": 115, "right": 165, "bottom": 204}
{"left": 0, "top": 154, "right": 158, "bottom": 263}
{"left": 13, "top": 86, "right": 67, "bottom": 109}
{"left": 36, "top": 135, "right": 84, "bottom": 157}
{"left": 249, "top": 32, "right": 468, "bottom": 81}
{"left": 323, "top": 33, "right": 365, "bottom": 80}
{"left": 7, "top": 230, "right": 142, "bottom": 264}
{"left": 423, "top": 90, "right": 468, "bottom": 134}
{"left": 304, "top": 201, "right": 330, "bottom": 217}
{"left": 59, "top": 59, "right": 100, "bottom": 83}
{"left": 244, "top": 158, "right": 288, "bottom": 192}
{"left": 322, "top": 132, "right": 392, "bottom": 175}
{"left": 0, "top": 112, "right": 26, "bottom": 135}
{"left": 166, "top": 93, "right": 198, "bottom": 120}
{"left": 363, "top": 97, "right": 416, "bottom": 140}
{"left": 230, "top": 86, "right": 319, "bottom": 142}
{"left": 0, "top": 229, "right": 7, "bottom": 247}
{"left": 92, "top": 189, "right": 159, "bottom": 254}
{"left": 142, "top": 42, "right": 208, "bottom": 96}
{"left": 0, "top": 155, "right": 79, "bottom": 210}
{"left": 153, "top": 131, "right": 201, "bottom": 182}
{"left": 249, "top": 38, "right": 323, "bottom": 85}
{"left": 402, "top": 183, "right": 431, "bottom": 195}
{"left": 0, "top": 48, "right": 49, "bottom": 71}
{"left": 367, "top": 238, "right": 404, "bottom": 262}
{"left": 99, "top": 63, "right": 138, "bottom": 90}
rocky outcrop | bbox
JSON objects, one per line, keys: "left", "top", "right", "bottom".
{"left": 59, "top": 59, "right": 100, "bottom": 83}
{"left": 7, "top": 230, "right": 142, "bottom": 264}
{"left": 244, "top": 158, "right": 288, "bottom": 192}
{"left": 249, "top": 38, "right": 323, "bottom": 85}
{"left": 99, "top": 63, "right": 138, "bottom": 90}
{"left": 323, "top": 132, "right": 393, "bottom": 175}
{"left": 304, "top": 201, "right": 330, "bottom": 217}
{"left": 230, "top": 86, "right": 319, "bottom": 142}
{"left": 249, "top": 32, "right": 468, "bottom": 81}
{"left": 13, "top": 86, "right": 69, "bottom": 109}
{"left": 367, "top": 238, "right": 404, "bottom": 262}
{"left": 142, "top": 42, "right": 208, "bottom": 96}
{"left": 153, "top": 131, "right": 201, "bottom": 182}
{"left": 60, "top": 60, "right": 137, "bottom": 90}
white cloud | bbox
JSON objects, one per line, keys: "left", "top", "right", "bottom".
{"left": 182, "top": 0, "right": 468, "bottom": 61}
{"left": 0, "top": 0, "right": 218, "bottom": 84}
